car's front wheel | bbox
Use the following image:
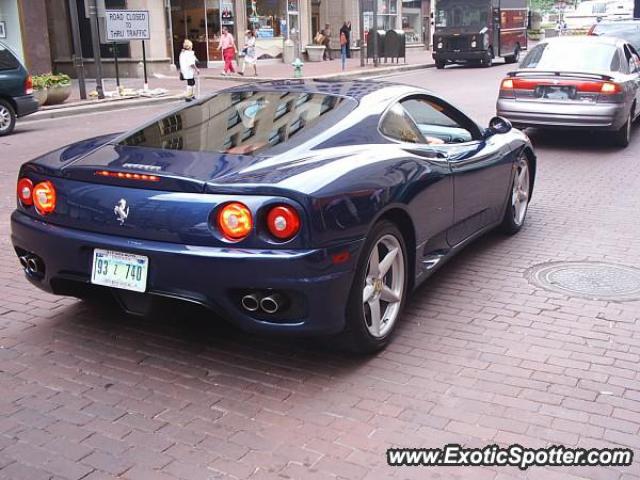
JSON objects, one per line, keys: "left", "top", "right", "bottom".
{"left": 0, "top": 99, "right": 16, "bottom": 136}
{"left": 341, "top": 220, "right": 408, "bottom": 353}
{"left": 500, "top": 153, "right": 531, "bottom": 235}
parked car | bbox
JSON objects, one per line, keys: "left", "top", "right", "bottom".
{"left": 588, "top": 18, "right": 640, "bottom": 51}
{"left": 0, "top": 42, "right": 39, "bottom": 136}
{"left": 496, "top": 36, "right": 640, "bottom": 147}
{"left": 604, "top": 0, "right": 634, "bottom": 20}
{"left": 11, "top": 80, "right": 536, "bottom": 353}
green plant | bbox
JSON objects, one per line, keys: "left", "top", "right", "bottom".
{"left": 31, "top": 72, "right": 72, "bottom": 90}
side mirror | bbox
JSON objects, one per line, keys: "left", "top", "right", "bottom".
{"left": 486, "top": 116, "right": 512, "bottom": 137}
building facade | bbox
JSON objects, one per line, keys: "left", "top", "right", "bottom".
{"left": 0, "top": 0, "right": 52, "bottom": 74}
{"left": 5, "top": 0, "right": 431, "bottom": 78}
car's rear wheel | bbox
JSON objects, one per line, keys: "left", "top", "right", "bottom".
{"left": 500, "top": 153, "right": 531, "bottom": 235}
{"left": 612, "top": 111, "right": 632, "bottom": 148}
{"left": 341, "top": 221, "right": 408, "bottom": 353}
{"left": 0, "top": 99, "right": 16, "bottom": 136}
{"left": 505, "top": 46, "right": 521, "bottom": 64}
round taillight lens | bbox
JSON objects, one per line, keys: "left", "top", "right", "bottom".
{"left": 17, "top": 178, "right": 34, "bottom": 206}
{"left": 217, "top": 202, "right": 253, "bottom": 241}
{"left": 266, "top": 205, "right": 301, "bottom": 240}
{"left": 32, "top": 181, "right": 57, "bottom": 215}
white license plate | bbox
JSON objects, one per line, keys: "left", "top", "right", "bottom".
{"left": 91, "top": 249, "right": 148, "bottom": 293}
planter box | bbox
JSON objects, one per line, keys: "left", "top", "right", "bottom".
{"left": 306, "top": 45, "right": 326, "bottom": 62}
{"left": 44, "top": 84, "right": 72, "bottom": 106}
{"left": 33, "top": 89, "right": 48, "bottom": 106}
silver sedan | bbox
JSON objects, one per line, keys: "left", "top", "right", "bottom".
{"left": 496, "top": 36, "right": 640, "bottom": 147}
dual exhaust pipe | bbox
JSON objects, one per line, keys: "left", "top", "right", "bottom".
{"left": 241, "top": 292, "right": 285, "bottom": 314}
{"left": 19, "top": 254, "right": 42, "bottom": 275}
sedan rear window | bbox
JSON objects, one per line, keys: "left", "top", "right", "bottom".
{"left": 0, "top": 44, "right": 20, "bottom": 71}
{"left": 521, "top": 42, "right": 620, "bottom": 72}
{"left": 119, "top": 91, "right": 354, "bottom": 155}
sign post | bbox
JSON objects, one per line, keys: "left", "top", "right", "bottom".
{"left": 105, "top": 10, "right": 150, "bottom": 90}
{"left": 88, "top": 0, "right": 105, "bottom": 99}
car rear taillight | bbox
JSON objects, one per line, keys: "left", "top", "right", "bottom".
{"left": 499, "top": 77, "right": 622, "bottom": 99}
{"left": 24, "top": 75, "right": 33, "bottom": 95}
{"left": 266, "top": 205, "right": 301, "bottom": 241}
{"left": 217, "top": 202, "right": 253, "bottom": 241}
{"left": 599, "top": 82, "right": 622, "bottom": 94}
{"left": 17, "top": 178, "right": 33, "bottom": 206}
{"left": 32, "top": 181, "right": 57, "bottom": 215}
{"left": 499, "top": 78, "right": 516, "bottom": 98}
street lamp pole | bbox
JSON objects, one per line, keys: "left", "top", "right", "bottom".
{"left": 88, "top": 0, "right": 105, "bottom": 99}
{"left": 372, "top": 0, "right": 378, "bottom": 66}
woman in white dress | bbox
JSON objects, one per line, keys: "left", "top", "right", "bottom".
{"left": 179, "top": 39, "right": 199, "bottom": 101}
{"left": 239, "top": 29, "right": 258, "bottom": 76}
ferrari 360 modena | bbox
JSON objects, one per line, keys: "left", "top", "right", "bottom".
{"left": 11, "top": 80, "right": 536, "bottom": 352}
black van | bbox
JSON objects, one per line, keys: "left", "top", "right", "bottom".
{"left": 0, "top": 42, "right": 39, "bottom": 136}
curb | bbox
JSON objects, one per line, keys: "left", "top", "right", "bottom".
{"left": 202, "top": 61, "right": 435, "bottom": 82}
{"left": 20, "top": 61, "right": 434, "bottom": 121}
{"left": 22, "top": 94, "right": 183, "bottom": 122}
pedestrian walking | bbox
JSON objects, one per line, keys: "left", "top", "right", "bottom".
{"left": 239, "top": 29, "right": 258, "bottom": 76}
{"left": 340, "top": 21, "right": 351, "bottom": 58}
{"left": 179, "top": 39, "right": 199, "bottom": 102}
{"left": 218, "top": 27, "right": 237, "bottom": 75}
{"left": 340, "top": 31, "right": 348, "bottom": 71}
{"left": 322, "top": 24, "right": 332, "bottom": 60}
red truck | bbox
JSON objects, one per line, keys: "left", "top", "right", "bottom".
{"left": 432, "top": 0, "right": 528, "bottom": 68}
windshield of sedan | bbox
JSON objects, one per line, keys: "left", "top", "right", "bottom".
{"left": 520, "top": 42, "right": 621, "bottom": 73}
{"left": 435, "top": 0, "right": 489, "bottom": 28}
{"left": 118, "top": 91, "right": 354, "bottom": 155}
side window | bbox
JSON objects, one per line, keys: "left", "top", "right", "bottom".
{"left": 0, "top": 45, "right": 19, "bottom": 71}
{"left": 401, "top": 97, "right": 476, "bottom": 144}
{"left": 380, "top": 103, "right": 425, "bottom": 144}
{"left": 625, "top": 45, "right": 640, "bottom": 73}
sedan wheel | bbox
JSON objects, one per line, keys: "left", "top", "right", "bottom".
{"left": 0, "top": 100, "right": 16, "bottom": 136}
{"left": 500, "top": 154, "right": 531, "bottom": 234}
{"left": 612, "top": 111, "right": 632, "bottom": 148}
{"left": 341, "top": 221, "right": 408, "bottom": 353}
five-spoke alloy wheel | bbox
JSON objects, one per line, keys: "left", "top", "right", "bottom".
{"left": 501, "top": 153, "right": 531, "bottom": 234}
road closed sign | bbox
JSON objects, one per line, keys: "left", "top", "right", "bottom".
{"left": 105, "top": 10, "right": 150, "bottom": 41}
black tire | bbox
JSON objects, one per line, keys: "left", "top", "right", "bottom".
{"left": 505, "top": 46, "right": 521, "bottom": 64}
{"left": 435, "top": 60, "right": 446, "bottom": 69}
{"left": 500, "top": 153, "right": 531, "bottom": 235}
{"left": 611, "top": 111, "right": 632, "bottom": 148}
{"left": 482, "top": 48, "right": 493, "bottom": 68}
{"left": 340, "top": 220, "right": 409, "bottom": 354}
{"left": 0, "top": 99, "right": 16, "bottom": 136}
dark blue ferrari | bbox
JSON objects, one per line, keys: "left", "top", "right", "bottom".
{"left": 11, "top": 80, "right": 536, "bottom": 352}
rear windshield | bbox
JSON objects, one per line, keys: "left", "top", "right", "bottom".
{"left": 520, "top": 42, "right": 620, "bottom": 72}
{"left": 119, "top": 90, "right": 353, "bottom": 155}
{"left": 0, "top": 44, "right": 20, "bottom": 71}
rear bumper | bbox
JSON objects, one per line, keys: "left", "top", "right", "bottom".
{"left": 11, "top": 210, "right": 362, "bottom": 336}
{"left": 433, "top": 50, "right": 487, "bottom": 63}
{"left": 496, "top": 98, "right": 628, "bottom": 130}
{"left": 14, "top": 94, "right": 39, "bottom": 118}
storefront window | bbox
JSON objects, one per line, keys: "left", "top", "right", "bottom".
{"left": 402, "top": 0, "right": 422, "bottom": 44}
{"left": 363, "top": 0, "right": 397, "bottom": 32}
{"left": 248, "top": 0, "right": 287, "bottom": 57}
{"left": 171, "top": 0, "right": 236, "bottom": 65}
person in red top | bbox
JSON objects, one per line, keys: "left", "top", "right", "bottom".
{"left": 218, "top": 27, "right": 237, "bottom": 75}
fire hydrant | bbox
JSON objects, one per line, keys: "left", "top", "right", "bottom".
{"left": 292, "top": 58, "right": 304, "bottom": 78}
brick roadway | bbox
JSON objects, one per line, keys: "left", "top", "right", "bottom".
{"left": 1, "top": 64, "right": 640, "bottom": 480}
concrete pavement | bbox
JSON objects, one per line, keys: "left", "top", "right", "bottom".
{"left": 1, "top": 62, "right": 640, "bottom": 480}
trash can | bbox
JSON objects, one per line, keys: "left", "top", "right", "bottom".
{"left": 384, "top": 30, "right": 406, "bottom": 64}
{"left": 283, "top": 38, "right": 296, "bottom": 64}
{"left": 366, "top": 29, "right": 386, "bottom": 63}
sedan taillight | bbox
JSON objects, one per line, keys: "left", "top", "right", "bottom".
{"left": 32, "top": 181, "right": 57, "bottom": 215}
{"left": 266, "top": 205, "right": 301, "bottom": 241}
{"left": 17, "top": 178, "right": 33, "bottom": 206}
